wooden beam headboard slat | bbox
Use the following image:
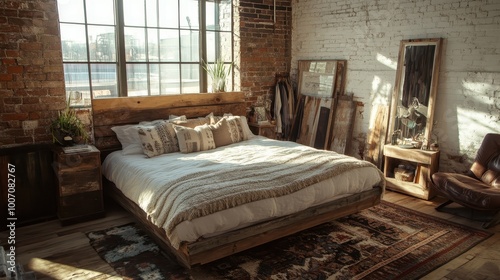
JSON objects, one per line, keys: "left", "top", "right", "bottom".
{"left": 92, "top": 92, "right": 247, "bottom": 152}
{"left": 92, "top": 92, "right": 245, "bottom": 113}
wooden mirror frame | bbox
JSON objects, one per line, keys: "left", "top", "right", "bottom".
{"left": 387, "top": 38, "right": 443, "bottom": 149}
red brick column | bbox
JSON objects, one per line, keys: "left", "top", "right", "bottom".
{"left": 237, "top": 0, "right": 292, "bottom": 107}
{"left": 0, "top": 0, "right": 65, "bottom": 146}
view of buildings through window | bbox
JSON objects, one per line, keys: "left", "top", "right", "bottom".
{"left": 57, "top": 0, "right": 233, "bottom": 107}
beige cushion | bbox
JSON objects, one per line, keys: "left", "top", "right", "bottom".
{"left": 210, "top": 118, "right": 235, "bottom": 147}
{"left": 210, "top": 117, "right": 247, "bottom": 147}
{"left": 210, "top": 114, "right": 254, "bottom": 140}
{"left": 174, "top": 124, "right": 216, "bottom": 153}
{"left": 137, "top": 121, "right": 179, "bottom": 157}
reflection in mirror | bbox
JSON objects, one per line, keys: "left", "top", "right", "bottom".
{"left": 388, "top": 38, "right": 443, "bottom": 149}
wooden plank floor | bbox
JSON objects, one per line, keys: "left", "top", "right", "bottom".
{"left": 1, "top": 191, "right": 499, "bottom": 280}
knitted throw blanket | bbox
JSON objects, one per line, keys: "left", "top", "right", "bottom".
{"left": 142, "top": 138, "right": 384, "bottom": 244}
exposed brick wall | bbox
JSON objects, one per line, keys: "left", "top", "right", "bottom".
{"left": 237, "top": 0, "right": 292, "bottom": 107}
{"left": 0, "top": 0, "right": 66, "bottom": 147}
{"left": 292, "top": 0, "right": 500, "bottom": 171}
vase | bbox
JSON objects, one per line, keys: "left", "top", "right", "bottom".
{"left": 211, "top": 78, "right": 226, "bottom": 93}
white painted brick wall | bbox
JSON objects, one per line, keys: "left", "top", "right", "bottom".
{"left": 292, "top": 0, "right": 500, "bottom": 172}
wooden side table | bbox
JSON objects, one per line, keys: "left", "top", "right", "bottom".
{"left": 53, "top": 145, "right": 105, "bottom": 225}
{"left": 383, "top": 144, "right": 440, "bottom": 200}
{"left": 249, "top": 122, "right": 277, "bottom": 139}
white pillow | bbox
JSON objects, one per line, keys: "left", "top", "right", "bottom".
{"left": 111, "top": 124, "right": 141, "bottom": 150}
{"left": 174, "top": 124, "right": 216, "bottom": 153}
{"left": 238, "top": 115, "right": 255, "bottom": 139}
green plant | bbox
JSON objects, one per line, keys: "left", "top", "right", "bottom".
{"left": 202, "top": 58, "right": 232, "bottom": 92}
{"left": 50, "top": 99, "right": 89, "bottom": 146}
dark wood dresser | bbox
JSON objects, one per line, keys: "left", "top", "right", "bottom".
{"left": 53, "top": 145, "right": 105, "bottom": 225}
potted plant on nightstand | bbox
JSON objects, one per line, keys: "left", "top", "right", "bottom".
{"left": 50, "top": 99, "right": 89, "bottom": 146}
{"left": 203, "top": 58, "right": 232, "bottom": 93}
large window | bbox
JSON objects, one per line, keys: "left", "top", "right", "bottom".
{"left": 57, "top": 0, "right": 233, "bottom": 106}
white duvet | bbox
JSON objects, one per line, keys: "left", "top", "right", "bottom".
{"left": 102, "top": 136, "right": 384, "bottom": 248}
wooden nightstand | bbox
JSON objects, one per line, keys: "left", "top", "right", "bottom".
{"left": 249, "top": 122, "right": 277, "bottom": 139}
{"left": 53, "top": 145, "right": 105, "bottom": 225}
{"left": 383, "top": 144, "right": 440, "bottom": 200}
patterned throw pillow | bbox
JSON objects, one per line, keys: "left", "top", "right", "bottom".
{"left": 210, "top": 117, "right": 245, "bottom": 147}
{"left": 225, "top": 116, "right": 245, "bottom": 141}
{"left": 210, "top": 114, "right": 254, "bottom": 140}
{"left": 174, "top": 124, "right": 216, "bottom": 153}
{"left": 137, "top": 121, "right": 179, "bottom": 157}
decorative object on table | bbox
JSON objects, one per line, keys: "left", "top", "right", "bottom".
{"left": 253, "top": 106, "right": 267, "bottom": 122}
{"left": 50, "top": 98, "right": 89, "bottom": 146}
{"left": 87, "top": 201, "right": 491, "bottom": 280}
{"left": 202, "top": 58, "right": 232, "bottom": 93}
{"left": 391, "top": 129, "right": 401, "bottom": 145}
{"left": 394, "top": 164, "right": 416, "bottom": 182}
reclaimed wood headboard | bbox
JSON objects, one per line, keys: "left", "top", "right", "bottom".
{"left": 92, "top": 92, "right": 247, "bottom": 153}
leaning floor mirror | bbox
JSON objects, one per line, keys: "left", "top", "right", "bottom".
{"left": 387, "top": 38, "right": 443, "bottom": 150}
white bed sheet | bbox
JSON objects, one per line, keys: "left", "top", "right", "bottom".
{"left": 102, "top": 136, "right": 383, "bottom": 248}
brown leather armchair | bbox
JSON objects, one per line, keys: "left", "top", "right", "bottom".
{"left": 431, "top": 133, "right": 500, "bottom": 228}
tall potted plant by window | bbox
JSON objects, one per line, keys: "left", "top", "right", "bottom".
{"left": 50, "top": 99, "right": 89, "bottom": 146}
{"left": 203, "top": 58, "right": 232, "bottom": 93}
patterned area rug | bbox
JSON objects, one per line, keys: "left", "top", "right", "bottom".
{"left": 86, "top": 201, "right": 492, "bottom": 279}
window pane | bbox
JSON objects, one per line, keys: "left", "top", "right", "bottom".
{"left": 181, "top": 64, "right": 199, "bottom": 93}
{"left": 159, "top": 0, "right": 178, "bottom": 28}
{"left": 146, "top": 0, "right": 158, "bottom": 27}
{"left": 160, "top": 64, "right": 180, "bottom": 94}
{"left": 60, "top": 24, "right": 88, "bottom": 61}
{"left": 127, "top": 64, "right": 148, "bottom": 96}
{"left": 180, "top": 30, "right": 199, "bottom": 62}
{"left": 206, "top": 31, "right": 231, "bottom": 62}
{"left": 86, "top": 0, "right": 115, "bottom": 25}
{"left": 180, "top": 0, "right": 199, "bottom": 29}
{"left": 148, "top": 28, "right": 159, "bottom": 61}
{"left": 124, "top": 0, "right": 145, "bottom": 26}
{"left": 59, "top": 0, "right": 233, "bottom": 98}
{"left": 91, "top": 64, "right": 118, "bottom": 98}
{"left": 125, "top": 27, "right": 146, "bottom": 62}
{"left": 149, "top": 64, "right": 160, "bottom": 95}
{"left": 57, "top": 0, "right": 85, "bottom": 23}
{"left": 219, "top": 0, "right": 233, "bottom": 32}
{"left": 159, "top": 29, "right": 179, "bottom": 62}
{"left": 63, "top": 64, "right": 91, "bottom": 106}
{"left": 88, "top": 25, "right": 116, "bottom": 62}
{"left": 206, "top": 0, "right": 231, "bottom": 31}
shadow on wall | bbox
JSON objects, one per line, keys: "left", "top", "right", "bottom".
{"left": 433, "top": 74, "right": 500, "bottom": 172}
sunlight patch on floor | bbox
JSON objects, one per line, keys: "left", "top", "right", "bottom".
{"left": 28, "top": 258, "right": 120, "bottom": 280}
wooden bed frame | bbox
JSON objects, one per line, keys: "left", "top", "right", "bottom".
{"left": 92, "top": 92, "right": 384, "bottom": 268}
